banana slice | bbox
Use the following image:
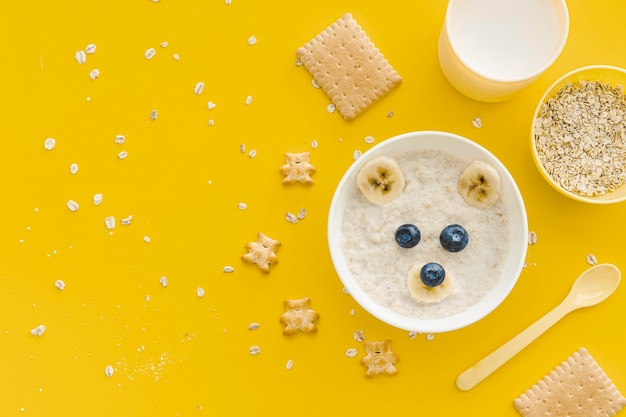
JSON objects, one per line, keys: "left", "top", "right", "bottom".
{"left": 356, "top": 156, "right": 405, "bottom": 205}
{"left": 406, "top": 264, "right": 454, "bottom": 304}
{"left": 457, "top": 160, "right": 501, "bottom": 209}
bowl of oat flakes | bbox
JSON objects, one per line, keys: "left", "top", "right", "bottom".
{"left": 531, "top": 65, "right": 626, "bottom": 203}
{"left": 327, "top": 131, "right": 528, "bottom": 333}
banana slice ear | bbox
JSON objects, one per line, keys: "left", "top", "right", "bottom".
{"left": 356, "top": 156, "right": 405, "bottom": 205}
{"left": 457, "top": 160, "right": 501, "bottom": 209}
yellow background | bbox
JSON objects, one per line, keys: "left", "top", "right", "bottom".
{"left": 1, "top": 1, "right": 625, "bottom": 416}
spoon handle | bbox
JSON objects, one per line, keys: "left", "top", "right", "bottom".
{"left": 456, "top": 302, "right": 572, "bottom": 391}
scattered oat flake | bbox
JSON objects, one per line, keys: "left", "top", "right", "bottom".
{"left": 286, "top": 359, "right": 294, "bottom": 370}
{"left": 408, "top": 331, "right": 418, "bottom": 340}
{"left": 311, "top": 139, "right": 318, "bottom": 149}
{"left": 245, "top": 95, "right": 252, "bottom": 105}
{"left": 237, "top": 202, "right": 247, "bottom": 210}
{"left": 89, "top": 69, "right": 100, "bottom": 80}
{"left": 70, "top": 163, "right": 78, "bottom": 175}
{"left": 194, "top": 81, "right": 204, "bottom": 95}
{"left": 67, "top": 200, "right": 79, "bottom": 212}
{"left": 248, "top": 149, "right": 257, "bottom": 158}
{"left": 472, "top": 117, "right": 483, "bottom": 128}
{"left": 387, "top": 111, "right": 394, "bottom": 118}
{"left": 528, "top": 231, "right": 538, "bottom": 245}
{"left": 172, "top": 53, "right": 180, "bottom": 61}
{"left": 93, "top": 193, "right": 103, "bottom": 206}
{"left": 239, "top": 143, "right": 246, "bottom": 153}
{"left": 207, "top": 101, "right": 216, "bottom": 110}
{"left": 145, "top": 47, "right": 156, "bottom": 59}
{"left": 249, "top": 345, "right": 260, "bottom": 356}
{"left": 104, "top": 216, "right": 116, "bottom": 230}
{"left": 295, "top": 58, "right": 302, "bottom": 67}
{"left": 349, "top": 308, "right": 355, "bottom": 316}
{"left": 44, "top": 138, "right": 56, "bottom": 150}
{"left": 121, "top": 215, "right": 133, "bottom": 225}
{"left": 353, "top": 329, "right": 365, "bottom": 342}
{"left": 353, "top": 150, "right": 362, "bottom": 160}
{"left": 248, "top": 323, "right": 260, "bottom": 331}
{"left": 159, "top": 276, "right": 168, "bottom": 288}
{"left": 115, "top": 134, "right": 125, "bottom": 144}
{"left": 223, "top": 266, "right": 234, "bottom": 273}
{"left": 207, "top": 119, "right": 215, "bottom": 126}
{"left": 247, "top": 35, "right": 257, "bottom": 45}
{"left": 364, "top": 135, "right": 375, "bottom": 144}
{"left": 143, "top": 236, "right": 151, "bottom": 243}
{"left": 160, "top": 41, "right": 169, "bottom": 48}
{"left": 346, "top": 348, "right": 358, "bottom": 358}
{"left": 297, "top": 207, "right": 306, "bottom": 220}
{"left": 285, "top": 212, "right": 297, "bottom": 224}
{"left": 426, "top": 333, "right": 435, "bottom": 341}
{"left": 327, "top": 103, "right": 336, "bottom": 113}
{"left": 117, "top": 151, "right": 128, "bottom": 160}
{"left": 197, "top": 287, "right": 205, "bottom": 298}
{"left": 105, "top": 365, "right": 114, "bottom": 377}
{"left": 54, "top": 280, "right": 66, "bottom": 290}
{"left": 30, "top": 325, "right": 46, "bottom": 337}
{"left": 85, "top": 44, "right": 96, "bottom": 54}
{"left": 75, "top": 50, "right": 86, "bottom": 64}
{"left": 586, "top": 253, "right": 598, "bottom": 265}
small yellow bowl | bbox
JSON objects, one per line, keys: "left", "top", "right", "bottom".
{"left": 530, "top": 65, "right": 626, "bottom": 204}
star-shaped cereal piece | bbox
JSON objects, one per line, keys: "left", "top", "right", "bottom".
{"left": 280, "top": 297, "right": 320, "bottom": 335}
{"left": 279, "top": 152, "right": 316, "bottom": 185}
{"left": 360, "top": 340, "right": 398, "bottom": 378}
{"left": 241, "top": 232, "right": 281, "bottom": 273}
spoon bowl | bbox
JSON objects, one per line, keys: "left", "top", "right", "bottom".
{"left": 568, "top": 263, "right": 621, "bottom": 308}
{"left": 457, "top": 263, "right": 621, "bottom": 391}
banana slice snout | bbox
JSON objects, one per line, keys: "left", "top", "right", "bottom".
{"left": 457, "top": 160, "right": 501, "bottom": 209}
{"left": 356, "top": 156, "right": 405, "bottom": 205}
{"left": 407, "top": 262, "right": 454, "bottom": 304}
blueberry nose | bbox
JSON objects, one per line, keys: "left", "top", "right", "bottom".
{"left": 420, "top": 262, "right": 446, "bottom": 287}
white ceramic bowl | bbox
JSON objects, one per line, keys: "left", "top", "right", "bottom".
{"left": 327, "top": 131, "right": 528, "bottom": 333}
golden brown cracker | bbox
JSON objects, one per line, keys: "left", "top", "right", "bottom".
{"left": 296, "top": 13, "right": 402, "bottom": 121}
{"left": 514, "top": 348, "right": 626, "bottom": 417}
{"left": 280, "top": 297, "right": 319, "bottom": 335}
{"left": 241, "top": 232, "right": 281, "bottom": 273}
{"left": 279, "top": 152, "right": 316, "bottom": 185}
{"left": 360, "top": 340, "right": 398, "bottom": 378}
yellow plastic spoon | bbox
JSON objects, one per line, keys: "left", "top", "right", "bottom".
{"left": 456, "top": 263, "right": 621, "bottom": 391}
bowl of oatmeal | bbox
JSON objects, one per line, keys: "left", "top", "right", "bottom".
{"left": 531, "top": 65, "right": 626, "bottom": 203}
{"left": 327, "top": 131, "right": 528, "bottom": 333}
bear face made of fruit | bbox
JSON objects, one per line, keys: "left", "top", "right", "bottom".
{"left": 355, "top": 155, "right": 501, "bottom": 304}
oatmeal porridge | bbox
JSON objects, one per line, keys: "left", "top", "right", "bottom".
{"left": 340, "top": 149, "right": 511, "bottom": 320}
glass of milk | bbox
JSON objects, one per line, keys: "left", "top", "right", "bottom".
{"left": 438, "top": 0, "right": 569, "bottom": 102}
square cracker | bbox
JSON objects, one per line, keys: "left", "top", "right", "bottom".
{"left": 514, "top": 348, "right": 626, "bottom": 417}
{"left": 296, "top": 13, "right": 402, "bottom": 121}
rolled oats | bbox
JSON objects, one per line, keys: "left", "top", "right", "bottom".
{"left": 534, "top": 81, "right": 626, "bottom": 197}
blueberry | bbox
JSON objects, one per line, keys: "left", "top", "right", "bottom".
{"left": 395, "top": 224, "right": 421, "bottom": 248}
{"left": 439, "top": 224, "right": 469, "bottom": 252}
{"left": 420, "top": 262, "right": 446, "bottom": 287}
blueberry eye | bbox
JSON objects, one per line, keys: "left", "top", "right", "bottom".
{"left": 420, "top": 262, "right": 446, "bottom": 287}
{"left": 440, "top": 224, "right": 469, "bottom": 252}
{"left": 395, "top": 224, "right": 421, "bottom": 248}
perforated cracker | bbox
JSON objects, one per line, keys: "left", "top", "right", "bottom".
{"left": 514, "top": 348, "right": 626, "bottom": 417}
{"left": 296, "top": 13, "right": 402, "bottom": 121}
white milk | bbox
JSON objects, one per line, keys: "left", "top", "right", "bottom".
{"left": 448, "top": 0, "right": 564, "bottom": 81}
